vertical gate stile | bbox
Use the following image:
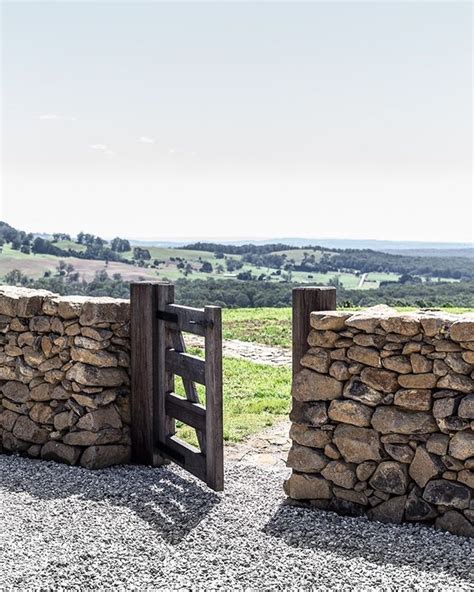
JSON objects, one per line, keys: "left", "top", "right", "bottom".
{"left": 292, "top": 287, "right": 337, "bottom": 378}
{"left": 130, "top": 282, "right": 157, "bottom": 465}
{"left": 204, "top": 305, "right": 224, "bottom": 491}
{"left": 156, "top": 283, "right": 176, "bottom": 457}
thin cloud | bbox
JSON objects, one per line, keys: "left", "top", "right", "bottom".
{"left": 90, "top": 144, "right": 115, "bottom": 156}
{"left": 138, "top": 136, "right": 155, "bottom": 144}
{"left": 39, "top": 113, "right": 76, "bottom": 121}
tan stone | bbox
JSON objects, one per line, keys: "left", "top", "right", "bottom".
{"left": 292, "top": 369, "right": 342, "bottom": 402}
{"left": 80, "top": 445, "right": 131, "bottom": 469}
{"left": 73, "top": 335, "right": 110, "bottom": 350}
{"left": 426, "top": 433, "right": 449, "bottom": 456}
{"left": 437, "top": 373, "right": 474, "bottom": 393}
{"left": 290, "top": 401, "right": 328, "bottom": 426}
{"left": 324, "top": 443, "right": 341, "bottom": 460}
{"left": 433, "top": 360, "right": 449, "bottom": 376}
{"left": 18, "top": 332, "right": 35, "bottom": 347}
{"left": 450, "top": 317, "right": 474, "bottom": 342}
{"left": 432, "top": 397, "right": 458, "bottom": 419}
{"left": 2, "top": 380, "right": 30, "bottom": 403}
{"left": 321, "top": 460, "right": 357, "bottom": 489}
{"left": 79, "top": 298, "right": 130, "bottom": 326}
{"left": 449, "top": 431, "right": 474, "bottom": 461}
{"left": 310, "top": 311, "right": 350, "bottom": 331}
{"left": 12, "top": 415, "right": 49, "bottom": 444}
{"left": 461, "top": 351, "right": 474, "bottom": 364}
{"left": 409, "top": 354, "right": 432, "bottom": 374}
{"left": 53, "top": 411, "right": 73, "bottom": 431}
{"left": 284, "top": 473, "right": 332, "bottom": 500}
{"left": 328, "top": 399, "right": 372, "bottom": 427}
{"left": 346, "top": 306, "right": 395, "bottom": 333}
{"left": 371, "top": 407, "right": 437, "bottom": 435}
{"left": 356, "top": 461, "right": 377, "bottom": 481}
{"left": 38, "top": 356, "right": 63, "bottom": 373}
{"left": 0, "top": 286, "right": 53, "bottom": 318}
{"left": 81, "top": 326, "right": 114, "bottom": 341}
{"left": 29, "top": 402, "right": 54, "bottom": 424}
{"left": 398, "top": 374, "right": 437, "bottom": 389}
{"left": 367, "top": 495, "right": 407, "bottom": 524}
{"left": 435, "top": 340, "right": 461, "bottom": 352}
{"left": 333, "top": 424, "right": 381, "bottom": 463}
{"left": 76, "top": 406, "right": 122, "bottom": 432}
{"left": 70, "top": 348, "right": 118, "bottom": 368}
{"left": 458, "top": 394, "right": 474, "bottom": 419}
{"left": 409, "top": 445, "right": 444, "bottom": 487}
{"left": 41, "top": 441, "right": 81, "bottom": 465}
{"left": 384, "top": 443, "right": 414, "bottom": 463}
{"left": 343, "top": 378, "right": 384, "bottom": 406}
{"left": 22, "top": 347, "right": 46, "bottom": 368}
{"left": 287, "top": 444, "right": 329, "bottom": 473}
{"left": 5, "top": 345, "right": 22, "bottom": 357}
{"left": 328, "top": 361, "right": 350, "bottom": 381}
{"left": 0, "top": 409, "right": 19, "bottom": 431}
{"left": 444, "top": 353, "right": 472, "bottom": 375}
{"left": 380, "top": 316, "right": 420, "bottom": 337}
{"left": 65, "top": 323, "right": 81, "bottom": 336}
{"left": 393, "top": 389, "right": 432, "bottom": 412}
{"left": 369, "top": 461, "right": 408, "bottom": 495}
{"left": 29, "top": 316, "right": 51, "bottom": 333}
{"left": 382, "top": 355, "right": 412, "bottom": 374}
{"left": 347, "top": 346, "right": 381, "bottom": 368}
{"left": 353, "top": 334, "right": 385, "bottom": 348}
{"left": 300, "top": 348, "right": 331, "bottom": 374}
{"left": 307, "top": 330, "right": 339, "bottom": 348}
{"left": 63, "top": 428, "right": 123, "bottom": 446}
{"left": 65, "top": 363, "right": 129, "bottom": 388}
{"left": 290, "top": 424, "right": 332, "bottom": 448}
{"left": 360, "top": 368, "right": 398, "bottom": 393}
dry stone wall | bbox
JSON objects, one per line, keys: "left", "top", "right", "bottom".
{"left": 285, "top": 305, "right": 474, "bottom": 538}
{"left": 0, "top": 286, "right": 131, "bottom": 469}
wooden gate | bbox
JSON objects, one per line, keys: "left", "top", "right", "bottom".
{"left": 130, "top": 282, "right": 224, "bottom": 491}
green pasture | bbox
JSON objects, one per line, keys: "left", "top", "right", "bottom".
{"left": 175, "top": 351, "right": 291, "bottom": 446}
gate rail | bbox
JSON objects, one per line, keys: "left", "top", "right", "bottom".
{"left": 130, "top": 282, "right": 223, "bottom": 491}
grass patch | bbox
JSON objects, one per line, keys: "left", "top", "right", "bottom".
{"left": 175, "top": 349, "right": 291, "bottom": 446}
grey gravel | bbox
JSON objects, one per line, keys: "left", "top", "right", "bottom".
{"left": 1, "top": 455, "right": 473, "bottom": 591}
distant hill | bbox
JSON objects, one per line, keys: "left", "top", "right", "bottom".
{"left": 130, "top": 237, "right": 473, "bottom": 252}
{"left": 384, "top": 248, "right": 473, "bottom": 259}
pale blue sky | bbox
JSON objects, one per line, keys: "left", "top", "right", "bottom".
{"left": 1, "top": 1, "right": 472, "bottom": 241}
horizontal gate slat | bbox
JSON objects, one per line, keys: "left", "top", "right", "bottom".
{"left": 164, "top": 304, "right": 207, "bottom": 336}
{"left": 160, "top": 435, "right": 207, "bottom": 481}
{"left": 165, "top": 349, "right": 206, "bottom": 384}
{"left": 165, "top": 392, "right": 207, "bottom": 431}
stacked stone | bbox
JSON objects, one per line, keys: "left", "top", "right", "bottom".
{"left": 285, "top": 305, "right": 474, "bottom": 537}
{"left": 0, "top": 286, "right": 131, "bottom": 469}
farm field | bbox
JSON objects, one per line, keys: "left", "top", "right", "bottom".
{"left": 0, "top": 244, "right": 404, "bottom": 287}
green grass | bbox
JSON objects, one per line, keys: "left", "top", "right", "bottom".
{"left": 223, "top": 307, "right": 292, "bottom": 347}
{"left": 175, "top": 350, "right": 291, "bottom": 446}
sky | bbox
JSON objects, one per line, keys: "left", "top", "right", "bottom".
{"left": 1, "top": 1, "right": 472, "bottom": 242}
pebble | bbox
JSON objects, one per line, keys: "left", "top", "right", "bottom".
{"left": 1, "top": 455, "right": 473, "bottom": 590}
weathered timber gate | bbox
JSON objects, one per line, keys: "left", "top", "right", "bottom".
{"left": 130, "top": 282, "right": 224, "bottom": 491}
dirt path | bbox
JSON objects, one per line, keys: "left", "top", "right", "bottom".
{"left": 225, "top": 420, "right": 291, "bottom": 470}
{"left": 185, "top": 334, "right": 291, "bottom": 367}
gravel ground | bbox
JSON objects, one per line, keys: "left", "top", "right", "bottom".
{"left": 1, "top": 455, "right": 473, "bottom": 591}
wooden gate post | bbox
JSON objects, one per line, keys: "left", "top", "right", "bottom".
{"left": 130, "top": 282, "right": 159, "bottom": 465}
{"left": 292, "top": 287, "right": 337, "bottom": 377}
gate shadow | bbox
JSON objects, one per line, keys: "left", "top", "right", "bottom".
{"left": 264, "top": 502, "right": 473, "bottom": 581}
{"left": 1, "top": 456, "right": 219, "bottom": 544}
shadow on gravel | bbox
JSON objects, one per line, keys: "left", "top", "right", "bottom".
{"left": 264, "top": 503, "right": 473, "bottom": 581}
{"left": 1, "top": 457, "right": 219, "bottom": 544}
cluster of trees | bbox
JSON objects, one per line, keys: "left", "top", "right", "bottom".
{"left": 182, "top": 242, "right": 294, "bottom": 255}
{"left": 7, "top": 265, "right": 473, "bottom": 309}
